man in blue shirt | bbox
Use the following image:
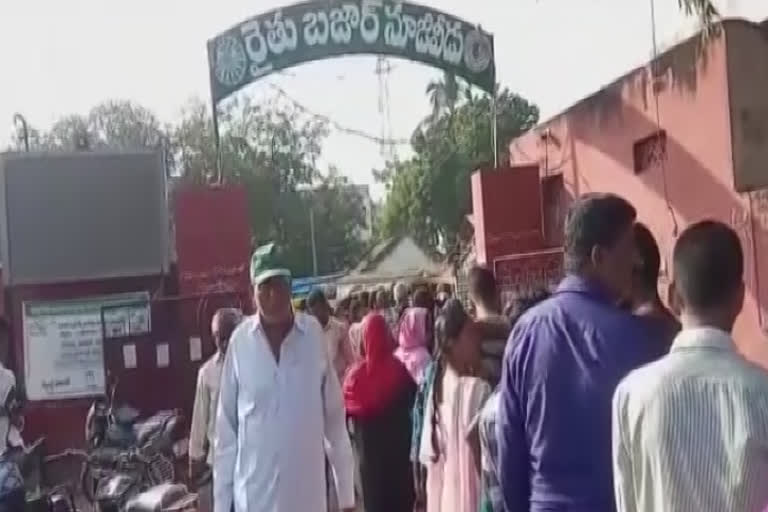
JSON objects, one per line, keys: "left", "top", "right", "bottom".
{"left": 497, "top": 194, "right": 668, "bottom": 512}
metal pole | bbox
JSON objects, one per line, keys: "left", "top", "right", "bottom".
{"left": 207, "top": 42, "right": 223, "bottom": 185}
{"left": 12, "top": 113, "right": 29, "bottom": 152}
{"left": 491, "top": 93, "right": 498, "bottom": 167}
{"left": 309, "top": 206, "right": 318, "bottom": 276}
{"left": 212, "top": 102, "right": 222, "bottom": 184}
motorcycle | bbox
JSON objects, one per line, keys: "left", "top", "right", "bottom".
{"left": 82, "top": 380, "right": 186, "bottom": 504}
{"left": 86, "top": 380, "right": 185, "bottom": 454}
{"left": 24, "top": 484, "right": 78, "bottom": 512}
{"left": 23, "top": 444, "right": 79, "bottom": 512}
{"left": 123, "top": 483, "right": 197, "bottom": 512}
{"left": 79, "top": 447, "right": 176, "bottom": 507}
{"left": 38, "top": 443, "right": 197, "bottom": 512}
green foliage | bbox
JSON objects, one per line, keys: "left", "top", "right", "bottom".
{"left": 9, "top": 97, "right": 368, "bottom": 278}
{"left": 678, "top": 0, "right": 719, "bottom": 36}
{"left": 377, "top": 75, "right": 539, "bottom": 252}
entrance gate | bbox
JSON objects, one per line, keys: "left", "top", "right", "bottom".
{"left": 207, "top": 0, "right": 498, "bottom": 179}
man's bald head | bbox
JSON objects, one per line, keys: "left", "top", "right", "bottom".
{"left": 211, "top": 308, "right": 242, "bottom": 355}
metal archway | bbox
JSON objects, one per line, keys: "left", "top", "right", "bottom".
{"left": 207, "top": 0, "right": 497, "bottom": 180}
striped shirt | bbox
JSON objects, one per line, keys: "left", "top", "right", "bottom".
{"left": 612, "top": 327, "right": 768, "bottom": 512}
{"left": 478, "top": 391, "right": 502, "bottom": 512}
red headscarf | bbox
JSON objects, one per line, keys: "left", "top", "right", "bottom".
{"left": 343, "top": 313, "right": 412, "bottom": 418}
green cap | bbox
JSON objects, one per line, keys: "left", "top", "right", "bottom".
{"left": 250, "top": 242, "right": 291, "bottom": 285}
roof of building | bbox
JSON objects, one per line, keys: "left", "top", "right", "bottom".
{"left": 516, "top": 18, "right": 761, "bottom": 135}
{"left": 350, "top": 235, "right": 442, "bottom": 275}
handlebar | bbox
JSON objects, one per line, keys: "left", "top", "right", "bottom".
{"left": 44, "top": 449, "right": 89, "bottom": 463}
{"left": 44, "top": 448, "right": 150, "bottom": 465}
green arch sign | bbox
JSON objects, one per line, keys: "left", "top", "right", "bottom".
{"left": 207, "top": 0, "right": 496, "bottom": 103}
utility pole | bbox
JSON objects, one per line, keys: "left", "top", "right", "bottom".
{"left": 309, "top": 206, "right": 318, "bottom": 277}
{"left": 298, "top": 185, "right": 319, "bottom": 276}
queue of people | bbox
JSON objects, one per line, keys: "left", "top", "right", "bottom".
{"left": 186, "top": 192, "right": 768, "bottom": 512}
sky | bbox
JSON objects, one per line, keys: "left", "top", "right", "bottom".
{"left": 1, "top": 0, "right": 767, "bottom": 198}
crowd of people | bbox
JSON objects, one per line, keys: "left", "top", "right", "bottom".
{"left": 186, "top": 192, "right": 768, "bottom": 512}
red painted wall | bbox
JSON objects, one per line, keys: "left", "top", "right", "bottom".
{"left": 13, "top": 279, "right": 249, "bottom": 453}
{"left": 11, "top": 185, "right": 254, "bottom": 452}
{"left": 174, "top": 185, "right": 251, "bottom": 295}
{"left": 10, "top": 276, "right": 166, "bottom": 451}
{"left": 493, "top": 249, "right": 564, "bottom": 306}
{"left": 508, "top": 23, "right": 768, "bottom": 367}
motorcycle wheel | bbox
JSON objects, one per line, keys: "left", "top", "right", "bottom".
{"left": 80, "top": 461, "right": 100, "bottom": 504}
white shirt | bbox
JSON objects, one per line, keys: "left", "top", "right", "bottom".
{"left": 189, "top": 352, "right": 224, "bottom": 465}
{"left": 214, "top": 313, "right": 355, "bottom": 512}
{"left": 613, "top": 327, "right": 768, "bottom": 512}
{"left": 323, "top": 317, "right": 353, "bottom": 382}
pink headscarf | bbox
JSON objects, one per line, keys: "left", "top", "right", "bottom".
{"left": 394, "top": 307, "right": 432, "bottom": 384}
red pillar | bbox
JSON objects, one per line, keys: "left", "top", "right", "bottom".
{"left": 471, "top": 165, "right": 546, "bottom": 266}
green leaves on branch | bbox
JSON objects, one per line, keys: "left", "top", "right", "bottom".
{"left": 377, "top": 74, "right": 539, "bottom": 252}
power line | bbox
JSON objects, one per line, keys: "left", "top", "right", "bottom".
{"left": 648, "top": 0, "right": 679, "bottom": 237}
{"left": 265, "top": 82, "right": 411, "bottom": 147}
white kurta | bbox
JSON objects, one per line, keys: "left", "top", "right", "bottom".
{"left": 214, "top": 313, "right": 355, "bottom": 512}
{"left": 189, "top": 352, "right": 224, "bottom": 465}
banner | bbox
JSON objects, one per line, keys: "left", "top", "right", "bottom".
{"left": 208, "top": 0, "right": 496, "bottom": 103}
{"left": 23, "top": 292, "right": 150, "bottom": 401}
{"left": 493, "top": 249, "right": 564, "bottom": 305}
{"left": 174, "top": 185, "right": 251, "bottom": 295}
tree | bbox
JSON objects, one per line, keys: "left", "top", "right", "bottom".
{"left": 679, "top": 0, "right": 719, "bottom": 35}
{"left": 377, "top": 84, "right": 539, "bottom": 251}
{"left": 87, "top": 100, "right": 166, "bottom": 150}
{"left": 43, "top": 114, "right": 91, "bottom": 150}
{"left": 425, "top": 72, "right": 460, "bottom": 123}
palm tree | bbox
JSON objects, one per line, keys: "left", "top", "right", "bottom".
{"left": 425, "top": 72, "right": 461, "bottom": 122}
{"left": 678, "top": 0, "right": 719, "bottom": 35}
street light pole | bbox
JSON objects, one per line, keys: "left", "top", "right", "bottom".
{"left": 12, "top": 113, "right": 29, "bottom": 152}
{"left": 298, "top": 184, "right": 319, "bottom": 277}
{"left": 309, "top": 206, "right": 318, "bottom": 277}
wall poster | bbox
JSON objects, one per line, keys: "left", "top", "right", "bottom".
{"left": 493, "top": 248, "right": 564, "bottom": 307}
{"left": 23, "top": 292, "right": 150, "bottom": 401}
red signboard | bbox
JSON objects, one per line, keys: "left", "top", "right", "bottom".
{"left": 174, "top": 185, "right": 252, "bottom": 295}
{"left": 493, "top": 248, "right": 564, "bottom": 305}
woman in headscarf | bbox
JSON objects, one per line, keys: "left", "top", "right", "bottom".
{"left": 395, "top": 307, "right": 433, "bottom": 386}
{"left": 419, "top": 299, "right": 490, "bottom": 512}
{"left": 344, "top": 314, "right": 416, "bottom": 512}
{"left": 405, "top": 304, "right": 437, "bottom": 512}
{"left": 0, "top": 368, "right": 24, "bottom": 512}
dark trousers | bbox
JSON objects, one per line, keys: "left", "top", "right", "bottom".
{"left": 0, "top": 488, "right": 25, "bottom": 512}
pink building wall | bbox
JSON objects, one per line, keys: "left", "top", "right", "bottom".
{"left": 509, "top": 20, "right": 768, "bottom": 367}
